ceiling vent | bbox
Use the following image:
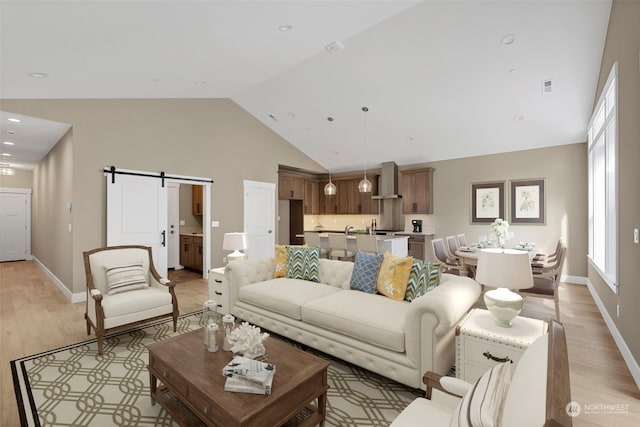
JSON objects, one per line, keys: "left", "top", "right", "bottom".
{"left": 325, "top": 41, "right": 344, "bottom": 53}
{"left": 542, "top": 79, "right": 553, "bottom": 93}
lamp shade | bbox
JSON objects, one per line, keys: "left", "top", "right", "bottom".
{"left": 222, "top": 232, "right": 248, "bottom": 251}
{"left": 475, "top": 249, "right": 533, "bottom": 290}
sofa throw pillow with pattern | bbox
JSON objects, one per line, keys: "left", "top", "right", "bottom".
{"left": 404, "top": 258, "right": 427, "bottom": 302}
{"left": 425, "top": 260, "right": 442, "bottom": 292}
{"left": 350, "top": 251, "right": 384, "bottom": 294}
{"left": 450, "top": 361, "right": 512, "bottom": 427}
{"left": 105, "top": 261, "right": 148, "bottom": 295}
{"left": 273, "top": 245, "right": 288, "bottom": 278}
{"left": 286, "top": 246, "right": 320, "bottom": 282}
{"left": 376, "top": 252, "right": 413, "bottom": 301}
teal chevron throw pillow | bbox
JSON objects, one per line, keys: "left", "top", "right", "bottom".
{"left": 425, "top": 260, "right": 442, "bottom": 292}
{"left": 405, "top": 259, "right": 443, "bottom": 301}
{"left": 350, "top": 251, "right": 384, "bottom": 294}
{"left": 286, "top": 246, "right": 320, "bottom": 282}
{"left": 405, "top": 259, "right": 427, "bottom": 302}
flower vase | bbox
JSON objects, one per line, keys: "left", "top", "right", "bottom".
{"left": 498, "top": 236, "right": 506, "bottom": 248}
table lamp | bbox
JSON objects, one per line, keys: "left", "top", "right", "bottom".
{"left": 475, "top": 248, "right": 533, "bottom": 327}
{"left": 223, "top": 232, "right": 248, "bottom": 263}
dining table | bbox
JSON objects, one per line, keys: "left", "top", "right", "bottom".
{"left": 455, "top": 244, "right": 536, "bottom": 278}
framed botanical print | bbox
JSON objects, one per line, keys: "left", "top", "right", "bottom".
{"left": 471, "top": 181, "right": 505, "bottom": 223}
{"left": 510, "top": 179, "right": 545, "bottom": 224}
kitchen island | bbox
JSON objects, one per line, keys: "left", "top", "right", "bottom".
{"left": 317, "top": 233, "right": 409, "bottom": 257}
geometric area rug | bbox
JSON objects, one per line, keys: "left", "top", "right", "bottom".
{"left": 11, "top": 311, "right": 423, "bottom": 426}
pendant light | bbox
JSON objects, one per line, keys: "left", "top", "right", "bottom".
{"left": 358, "top": 106, "right": 372, "bottom": 193}
{"left": 324, "top": 116, "right": 337, "bottom": 196}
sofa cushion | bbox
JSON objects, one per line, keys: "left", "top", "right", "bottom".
{"left": 273, "top": 245, "right": 288, "bottom": 278}
{"left": 104, "top": 261, "right": 148, "bottom": 295}
{"left": 404, "top": 259, "right": 427, "bottom": 302}
{"left": 238, "top": 279, "right": 341, "bottom": 320}
{"left": 426, "top": 261, "right": 442, "bottom": 291}
{"left": 350, "top": 251, "right": 384, "bottom": 294}
{"left": 377, "top": 252, "right": 413, "bottom": 301}
{"left": 318, "top": 258, "right": 354, "bottom": 289}
{"left": 301, "top": 290, "right": 408, "bottom": 352}
{"left": 450, "top": 361, "right": 512, "bottom": 427}
{"left": 286, "top": 246, "right": 320, "bottom": 282}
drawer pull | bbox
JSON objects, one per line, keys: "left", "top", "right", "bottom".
{"left": 482, "top": 351, "right": 513, "bottom": 363}
{"left": 217, "top": 304, "right": 223, "bottom": 308}
{"left": 214, "top": 279, "right": 222, "bottom": 283}
{"left": 215, "top": 291, "right": 222, "bottom": 295}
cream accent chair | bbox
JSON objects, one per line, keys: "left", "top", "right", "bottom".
{"left": 83, "top": 245, "right": 179, "bottom": 354}
{"left": 391, "top": 319, "right": 571, "bottom": 427}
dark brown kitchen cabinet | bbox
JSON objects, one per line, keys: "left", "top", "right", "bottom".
{"left": 304, "top": 180, "right": 319, "bottom": 214}
{"left": 192, "top": 185, "right": 203, "bottom": 215}
{"left": 180, "top": 234, "right": 203, "bottom": 272}
{"left": 401, "top": 168, "right": 434, "bottom": 214}
{"left": 278, "top": 174, "right": 304, "bottom": 200}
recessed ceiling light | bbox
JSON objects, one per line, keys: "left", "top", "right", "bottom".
{"left": 278, "top": 25, "right": 292, "bottom": 32}
{"left": 8, "top": 118, "right": 21, "bottom": 123}
{"left": 1, "top": 153, "right": 13, "bottom": 157}
{"left": 27, "top": 72, "right": 49, "bottom": 78}
{"left": 404, "top": 136, "right": 415, "bottom": 143}
{"left": 513, "top": 115, "right": 525, "bottom": 121}
{"left": 501, "top": 34, "right": 516, "bottom": 45}
{"left": 287, "top": 112, "right": 296, "bottom": 119}
{"left": 0, "top": 167, "right": 15, "bottom": 176}
{"left": 193, "top": 81, "right": 207, "bottom": 85}
{"left": 3, "top": 141, "right": 15, "bottom": 145}
{"left": 325, "top": 41, "right": 344, "bottom": 53}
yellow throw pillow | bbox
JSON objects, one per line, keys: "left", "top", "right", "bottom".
{"left": 273, "top": 245, "right": 288, "bottom": 278}
{"left": 376, "top": 252, "right": 414, "bottom": 301}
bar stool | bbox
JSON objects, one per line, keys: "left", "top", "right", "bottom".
{"left": 356, "top": 235, "right": 379, "bottom": 254}
{"left": 303, "top": 232, "right": 328, "bottom": 258}
{"left": 328, "top": 234, "right": 355, "bottom": 261}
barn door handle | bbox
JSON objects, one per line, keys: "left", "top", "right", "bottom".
{"left": 161, "top": 230, "right": 166, "bottom": 247}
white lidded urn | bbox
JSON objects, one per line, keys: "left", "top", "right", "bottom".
{"left": 203, "top": 299, "right": 218, "bottom": 347}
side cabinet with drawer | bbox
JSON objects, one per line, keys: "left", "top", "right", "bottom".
{"left": 455, "top": 308, "right": 548, "bottom": 383}
{"left": 207, "top": 267, "right": 229, "bottom": 315}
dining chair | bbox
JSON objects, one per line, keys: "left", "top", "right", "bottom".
{"left": 304, "top": 232, "right": 328, "bottom": 258}
{"left": 328, "top": 233, "right": 355, "bottom": 261}
{"left": 532, "top": 239, "right": 562, "bottom": 266}
{"left": 456, "top": 233, "right": 467, "bottom": 248}
{"left": 431, "top": 238, "right": 461, "bottom": 275}
{"left": 521, "top": 245, "right": 567, "bottom": 320}
{"left": 356, "top": 235, "right": 379, "bottom": 254}
{"left": 445, "top": 236, "right": 460, "bottom": 261}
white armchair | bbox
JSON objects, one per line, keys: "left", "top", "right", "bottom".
{"left": 391, "top": 319, "right": 572, "bottom": 427}
{"left": 83, "top": 245, "right": 179, "bottom": 354}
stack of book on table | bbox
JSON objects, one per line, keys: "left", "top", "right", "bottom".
{"left": 222, "top": 355, "right": 276, "bottom": 395}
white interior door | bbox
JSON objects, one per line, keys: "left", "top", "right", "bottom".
{"left": 167, "top": 183, "right": 181, "bottom": 269}
{"left": 243, "top": 180, "right": 275, "bottom": 260}
{"left": 0, "top": 192, "right": 28, "bottom": 262}
{"left": 107, "top": 173, "right": 168, "bottom": 276}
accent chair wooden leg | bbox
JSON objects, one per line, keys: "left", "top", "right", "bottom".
{"left": 85, "top": 313, "right": 91, "bottom": 335}
{"left": 173, "top": 313, "right": 178, "bottom": 332}
{"left": 97, "top": 330, "right": 104, "bottom": 355}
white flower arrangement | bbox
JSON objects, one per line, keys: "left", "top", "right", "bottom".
{"left": 227, "top": 321, "right": 269, "bottom": 359}
{"left": 490, "top": 218, "right": 509, "bottom": 239}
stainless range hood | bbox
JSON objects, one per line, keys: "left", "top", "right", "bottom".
{"left": 372, "top": 161, "right": 402, "bottom": 200}
{"left": 372, "top": 161, "right": 404, "bottom": 231}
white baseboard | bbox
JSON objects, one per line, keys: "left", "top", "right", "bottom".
{"left": 586, "top": 279, "right": 640, "bottom": 390}
{"left": 562, "top": 274, "right": 587, "bottom": 285}
{"left": 33, "top": 257, "right": 86, "bottom": 304}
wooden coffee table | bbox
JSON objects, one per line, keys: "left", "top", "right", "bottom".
{"left": 147, "top": 328, "right": 330, "bottom": 427}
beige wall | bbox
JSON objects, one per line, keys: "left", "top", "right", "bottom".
{"left": 0, "top": 99, "right": 324, "bottom": 294}
{"left": 0, "top": 169, "right": 33, "bottom": 189}
{"left": 32, "top": 129, "right": 73, "bottom": 286}
{"left": 400, "top": 143, "right": 588, "bottom": 277}
{"left": 590, "top": 1, "right": 640, "bottom": 366}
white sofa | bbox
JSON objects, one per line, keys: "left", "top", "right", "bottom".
{"left": 225, "top": 257, "right": 481, "bottom": 389}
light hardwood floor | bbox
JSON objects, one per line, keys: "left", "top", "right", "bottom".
{"left": 1, "top": 260, "right": 639, "bottom": 426}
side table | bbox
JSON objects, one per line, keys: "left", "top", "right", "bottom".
{"left": 208, "top": 267, "right": 229, "bottom": 315}
{"left": 456, "top": 308, "right": 548, "bottom": 383}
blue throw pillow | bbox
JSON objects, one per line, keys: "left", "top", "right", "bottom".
{"left": 350, "top": 251, "right": 384, "bottom": 294}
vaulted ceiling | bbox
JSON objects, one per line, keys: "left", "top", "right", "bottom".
{"left": 0, "top": 1, "right": 611, "bottom": 171}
